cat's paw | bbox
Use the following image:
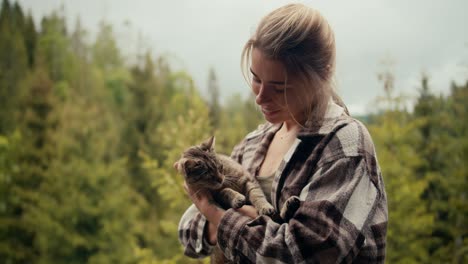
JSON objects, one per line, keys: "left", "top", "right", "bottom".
{"left": 231, "top": 195, "right": 246, "bottom": 209}
{"left": 280, "top": 196, "right": 301, "bottom": 221}
{"left": 258, "top": 203, "right": 275, "bottom": 216}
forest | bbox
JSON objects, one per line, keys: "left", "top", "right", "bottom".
{"left": 0, "top": 1, "right": 466, "bottom": 263}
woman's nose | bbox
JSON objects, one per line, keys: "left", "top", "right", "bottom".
{"left": 255, "top": 84, "right": 269, "bottom": 105}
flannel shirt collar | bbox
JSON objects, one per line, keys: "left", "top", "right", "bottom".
{"left": 298, "top": 101, "right": 347, "bottom": 138}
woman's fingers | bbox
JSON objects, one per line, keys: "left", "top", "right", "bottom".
{"left": 235, "top": 205, "right": 258, "bottom": 219}
{"left": 183, "top": 181, "right": 209, "bottom": 202}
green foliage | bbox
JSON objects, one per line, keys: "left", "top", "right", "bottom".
{"left": 31, "top": 160, "right": 142, "bottom": 264}
{"left": 23, "top": 13, "right": 36, "bottom": 68}
{"left": 0, "top": 0, "right": 28, "bottom": 134}
{"left": 144, "top": 70, "right": 212, "bottom": 262}
{"left": 0, "top": 1, "right": 466, "bottom": 263}
{"left": 416, "top": 81, "right": 468, "bottom": 263}
{"left": 36, "top": 12, "right": 73, "bottom": 86}
{"left": 215, "top": 93, "right": 263, "bottom": 155}
{"left": 0, "top": 131, "right": 23, "bottom": 262}
{"left": 92, "top": 21, "right": 131, "bottom": 109}
{"left": 369, "top": 110, "right": 434, "bottom": 263}
{"left": 92, "top": 21, "right": 123, "bottom": 71}
{"left": 0, "top": 67, "right": 58, "bottom": 263}
{"left": 207, "top": 68, "right": 221, "bottom": 130}
{"left": 368, "top": 71, "right": 467, "bottom": 263}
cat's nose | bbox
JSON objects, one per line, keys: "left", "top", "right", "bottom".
{"left": 173, "top": 162, "right": 178, "bottom": 170}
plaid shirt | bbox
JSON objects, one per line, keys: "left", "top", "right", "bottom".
{"left": 178, "top": 102, "right": 388, "bottom": 263}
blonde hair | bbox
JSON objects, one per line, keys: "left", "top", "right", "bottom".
{"left": 242, "top": 3, "right": 348, "bottom": 126}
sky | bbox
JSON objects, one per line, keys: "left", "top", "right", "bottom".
{"left": 18, "top": 0, "right": 468, "bottom": 115}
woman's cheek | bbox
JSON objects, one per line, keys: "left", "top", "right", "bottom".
{"left": 252, "top": 82, "right": 260, "bottom": 95}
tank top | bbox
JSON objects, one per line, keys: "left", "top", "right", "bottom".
{"left": 256, "top": 173, "right": 275, "bottom": 203}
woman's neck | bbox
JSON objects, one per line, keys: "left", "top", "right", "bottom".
{"left": 281, "top": 120, "right": 301, "bottom": 133}
{"left": 277, "top": 121, "right": 301, "bottom": 140}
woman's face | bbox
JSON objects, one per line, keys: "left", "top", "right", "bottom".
{"left": 250, "top": 48, "right": 306, "bottom": 125}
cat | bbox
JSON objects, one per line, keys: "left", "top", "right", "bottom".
{"left": 175, "top": 136, "right": 275, "bottom": 216}
{"left": 175, "top": 136, "right": 276, "bottom": 264}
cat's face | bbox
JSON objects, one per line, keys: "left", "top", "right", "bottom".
{"left": 175, "top": 136, "right": 224, "bottom": 190}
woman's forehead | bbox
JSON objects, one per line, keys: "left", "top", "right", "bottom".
{"left": 251, "top": 48, "right": 287, "bottom": 82}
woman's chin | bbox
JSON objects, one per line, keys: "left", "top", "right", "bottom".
{"left": 264, "top": 115, "right": 282, "bottom": 124}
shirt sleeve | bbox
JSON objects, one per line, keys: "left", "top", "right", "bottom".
{"left": 216, "top": 155, "right": 383, "bottom": 263}
{"left": 230, "top": 139, "right": 246, "bottom": 162}
{"left": 178, "top": 204, "right": 214, "bottom": 258}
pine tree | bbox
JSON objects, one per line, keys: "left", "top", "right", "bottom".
{"left": 415, "top": 80, "right": 468, "bottom": 263}
{"left": 36, "top": 11, "right": 73, "bottom": 95}
{"left": 23, "top": 13, "right": 37, "bottom": 68}
{"left": 27, "top": 58, "right": 141, "bottom": 264}
{"left": 207, "top": 68, "right": 221, "bottom": 131}
{"left": 91, "top": 21, "right": 131, "bottom": 109}
{"left": 1, "top": 68, "right": 58, "bottom": 263}
{"left": 92, "top": 21, "right": 122, "bottom": 72}
{"left": 0, "top": 0, "right": 28, "bottom": 134}
{"left": 145, "top": 68, "right": 212, "bottom": 262}
{"left": 369, "top": 70, "right": 434, "bottom": 263}
{"left": 120, "top": 53, "right": 170, "bottom": 261}
{"left": 11, "top": 1, "right": 24, "bottom": 33}
{"left": 0, "top": 0, "right": 11, "bottom": 27}
{"left": 444, "top": 81, "right": 468, "bottom": 263}
{"left": 0, "top": 131, "right": 23, "bottom": 262}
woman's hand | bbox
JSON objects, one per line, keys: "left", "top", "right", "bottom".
{"left": 183, "top": 182, "right": 225, "bottom": 244}
{"left": 183, "top": 183, "right": 259, "bottom": 245}
{"left": 235, "top": 205, "right": 259, "bottom": 219}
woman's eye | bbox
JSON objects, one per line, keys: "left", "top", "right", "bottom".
{"left": 252, "top": 77, "right": 260, "bottom": 84}
{"left": 274, "top": 87, "right": 286, "bottom": 93}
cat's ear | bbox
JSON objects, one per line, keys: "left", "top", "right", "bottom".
{"left": 200, "top": 136, "right": 215, "bottom": 152}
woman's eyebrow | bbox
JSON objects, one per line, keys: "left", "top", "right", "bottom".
{"left": 250, "top": 68, "right": 286, "bottom": 85}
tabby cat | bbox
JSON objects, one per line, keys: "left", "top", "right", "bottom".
{"left": 175, "top": 136, "right": 275, "bottom": 264}
{"left": 175, "top": 136, "right": 275, "bottom": 216}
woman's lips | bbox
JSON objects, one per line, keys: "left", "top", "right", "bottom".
{"left": 262, "top": 108, "right": 280, "bottom": 116}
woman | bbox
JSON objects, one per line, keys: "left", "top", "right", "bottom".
{"left": 178, "top": 3, "right": 387, "bottom": 263}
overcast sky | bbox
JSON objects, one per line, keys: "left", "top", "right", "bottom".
{"left": 18, "top": 0, "right": 468, "bottom": 115}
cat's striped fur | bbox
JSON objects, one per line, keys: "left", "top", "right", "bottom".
{"left": 175, "top": 136, "right": 275, "bottom": 263}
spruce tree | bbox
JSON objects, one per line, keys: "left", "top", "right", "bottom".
{"left": 36, "top": 12, "right": 73, "bottom": 88}
{"left": 4, "top": 68, "right": 58, "bottom": 264}
{"left": 91, "top": 21, "right": 131, "bottom": 110}
{"left": 121, "top": 53, "right": 167, "bottom": 260}
{"left": 147, "top": 68, "right": 212, "bottom": 262}
{"left": 369, "top": 70, "right": 434, "bottom": 263}
{"left": 24, "top": 13, "right": 36, "bottom": 68}
{"left": 0, "top": 0, "right": 28, "bottom": 134}
{"left": 207, "top": 67, "right": 221, "bottom": 131}
{"left": 30, "top": 95, "right": 141, "bottom": 263}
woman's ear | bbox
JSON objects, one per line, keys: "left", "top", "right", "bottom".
{"left": 200, "top": 136, "right": 215, "bottom": 151}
